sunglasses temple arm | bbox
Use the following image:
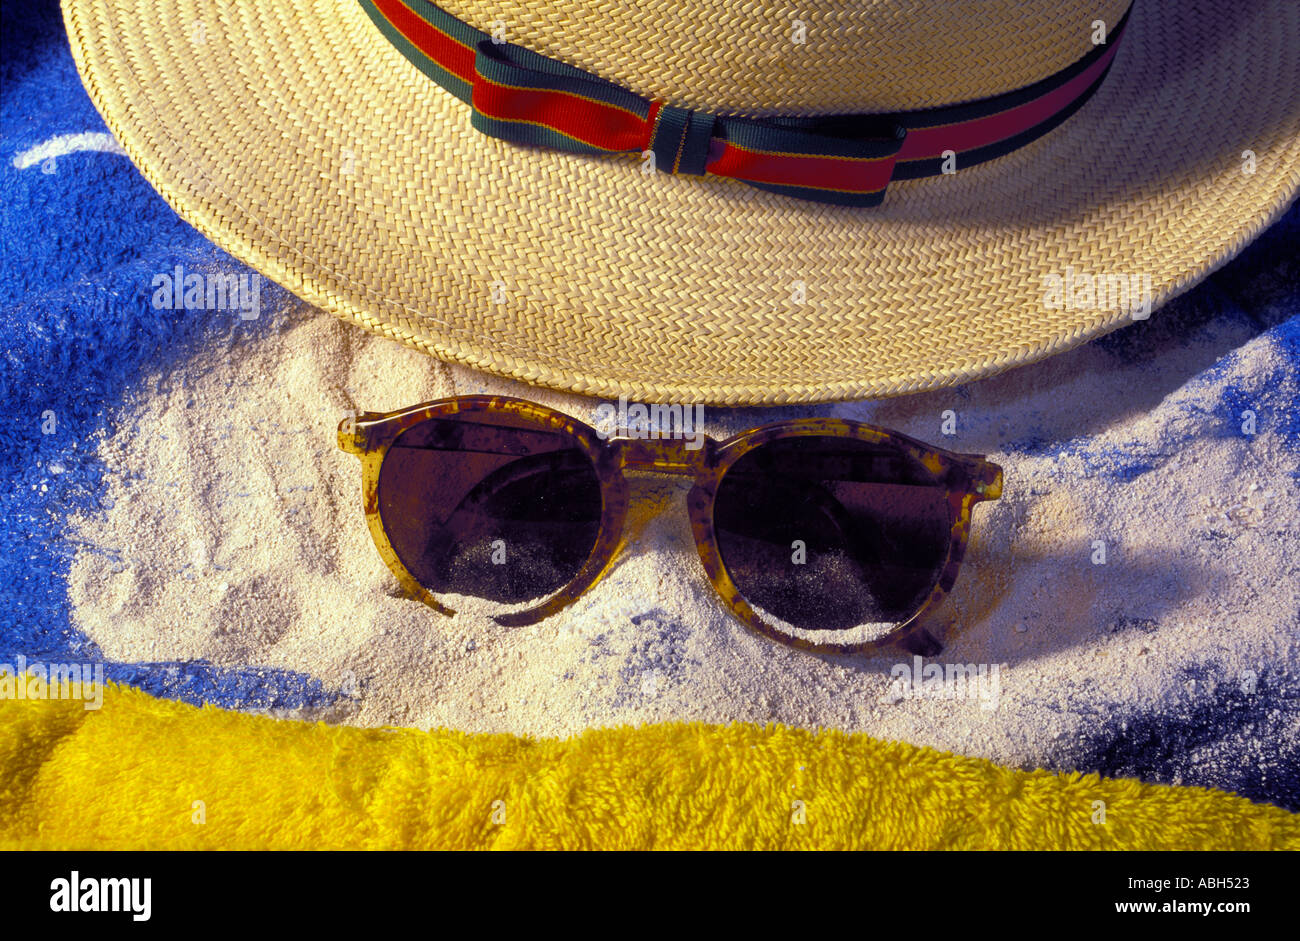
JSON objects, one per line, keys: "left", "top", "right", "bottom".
{"left": 976, "top": 461, "right": 1003, "bottom": 499}
{"left": 338, "top": 412, "right": 389, "bottom": 455}
{"left": 952, "top": 453, "right": 1003, "bottom": 500}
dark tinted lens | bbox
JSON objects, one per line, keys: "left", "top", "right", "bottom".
{"left": 377, "top": 412, "right": 602, "bottom": 604}
{"left": 712, "top": 435, "right": 951, "bottom": 632}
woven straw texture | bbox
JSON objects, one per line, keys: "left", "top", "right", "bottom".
{"left": 64, "top": 0, "right": 1300, "bottom": 405}
{"left": 438, "top": 0, "right": 1135, "bottom": 115}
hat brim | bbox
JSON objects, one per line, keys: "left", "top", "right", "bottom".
{"left": 64, "top": 0, "right": 1300, "bottom": 404}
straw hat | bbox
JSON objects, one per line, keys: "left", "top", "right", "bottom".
{"left": 65, "top": 0, "right": 1299, "bottom": 405}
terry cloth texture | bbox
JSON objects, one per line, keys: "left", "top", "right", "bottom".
{"left": 2, "top": 0, "right": 1299, "bottom": 848}
{"left": 2, "top": 681, "right": 1297, "bottom": 850}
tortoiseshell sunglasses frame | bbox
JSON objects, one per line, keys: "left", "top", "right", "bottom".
{"left": 338, "top": 395, "right": 1002, "bottom": 657}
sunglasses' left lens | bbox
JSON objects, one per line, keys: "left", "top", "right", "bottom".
{"left": 376, "top": 412, "right": 602, "bottom": 605}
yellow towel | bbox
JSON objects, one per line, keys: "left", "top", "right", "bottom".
{"left": 2, "top": 679, "right": 1295, "bottom": 849}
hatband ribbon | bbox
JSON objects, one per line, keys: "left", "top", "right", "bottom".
{"left": 360, "top": 0, "right": 1131, "bottom": 207}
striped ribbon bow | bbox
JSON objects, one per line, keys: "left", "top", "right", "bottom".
{"left": 362, "top": 0, "right": 1130, "bottom": 207}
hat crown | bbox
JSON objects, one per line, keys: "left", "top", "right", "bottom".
{"left": 439, "top": 0, "right": 1132, "bottom": 115}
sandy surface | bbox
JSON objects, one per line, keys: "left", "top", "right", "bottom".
{"left": 67, "top": 295, "right": 1300, "bottom": 778}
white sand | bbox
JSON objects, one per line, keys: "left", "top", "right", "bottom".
{"left": 66, "top": 295, "right": 1300, "bottom": 775}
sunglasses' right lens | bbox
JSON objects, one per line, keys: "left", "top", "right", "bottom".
{"left": 712, "top": 435, "right": 952, "bottom": 640}
{"left": 376, "top": 412, "right": 602, "bottom": 606}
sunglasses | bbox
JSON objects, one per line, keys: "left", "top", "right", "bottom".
{"left": 337, "top": 396, "right": 1002, "bottom": 656}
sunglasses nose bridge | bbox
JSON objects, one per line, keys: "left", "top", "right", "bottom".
{"left": 612, "top": 436, "right": 714, "bottom": 476}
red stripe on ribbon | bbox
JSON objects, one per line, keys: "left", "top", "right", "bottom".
{"left": 473, "top": 78, "right": 652, "bottom": 151}
{"left": 707, "top": 146, "right": 897, "bottom": 194}
{"left": 372, "top": 0, "right": 476, "bottom": 83}
{"left": 898, "top": 39, "right": 1121, "bottom": 160}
